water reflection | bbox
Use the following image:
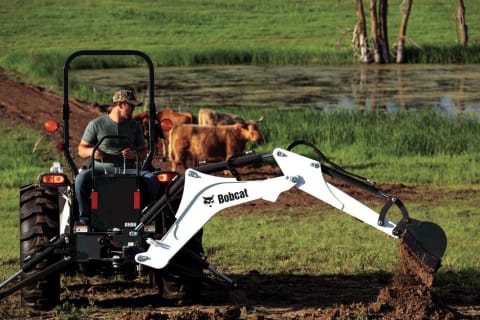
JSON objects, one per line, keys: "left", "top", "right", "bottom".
{"left": 345, "top": 65, "right": 479, "bottom": 118}
{"left": 73, "top": 64, "right": 480, "bottom": 119}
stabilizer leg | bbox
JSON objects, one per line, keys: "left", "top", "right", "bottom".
{"left": 0, "top": 236, "right": 67, "bottom": 301}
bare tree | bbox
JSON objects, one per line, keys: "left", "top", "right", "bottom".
{"left": 355, "top": 0, "right": 389, "bottom": 64}
{"left": 372, "top": 0, "right": 390, "bottom": 63}
{"left": 456, "top": 0, "right": 468, "bottom": 46}
{"left": 349, "top": 0, "right": 469, "bottom": 64}
{"left": 369, "top": 0, "right": 380, "bottom": 62}
{"left": 353, "top": 0, "right": 373, "bottom": 63}
{"left": 396, "top": 0, "right": 413, "bottom": 63}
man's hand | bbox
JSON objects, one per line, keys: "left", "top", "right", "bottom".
{"left": 93, "top": 149, "right": 104, "bottom": 160}
{"left": 121, "top": 147, "right": 136, "bottom": 160}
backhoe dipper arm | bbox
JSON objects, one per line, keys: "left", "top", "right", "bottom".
{"left": 273, "top": 149, "right": 399, "bottom": 235}
{"left": 135, "top": 148, "right": 399, "bottom": 270}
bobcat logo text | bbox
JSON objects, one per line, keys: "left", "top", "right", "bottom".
{"left": 217, "top": 188, "right": 249, "bottom": 204}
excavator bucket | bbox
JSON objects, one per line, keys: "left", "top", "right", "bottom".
{"left": 395, "top": 219, "right": 447, "bottom": 272}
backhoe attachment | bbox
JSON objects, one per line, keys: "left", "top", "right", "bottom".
{"left": 136, "top": 148, "right": 447, "bottom": 273}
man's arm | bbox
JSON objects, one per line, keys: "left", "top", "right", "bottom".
{"left": 78, "top": 140, "right": 104, "bottom": 160}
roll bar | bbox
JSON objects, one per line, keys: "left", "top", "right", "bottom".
{"left": 62, "top": 50, "right": 157, "bottom": 175}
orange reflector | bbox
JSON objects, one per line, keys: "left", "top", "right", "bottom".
{"left": 44, "top": 119, "right": 59, "bottom": 132}
{"left": 156, "top": 172, "right": 177, "bottom": 183}
{"left": 91, "top": 191, "right": 98, "bottom": 209}
{"left": 41, "top": 174, "right": 66, "bottom": 185}
{"left": 134, "top": 191, "right": 141, "bottom": 209}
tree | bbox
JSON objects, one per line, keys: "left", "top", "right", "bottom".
{"left": 456, "top": 0, "right": 468, "bottom": 46}
{"left": 352, "top": 0, "right": 373, "bottom": 63}
{"left": 376, "top": 0, "right": 389, "bottom": 63}
{"left": 369, "top": 0, "right": 380, "bottom": 62}
{"left": 352, "top": 0, "right": 468, "bottom": 63}
{"left": 354, "top": 0, "right": 389, "bottom": 63}
{"left": 395, "top": 0, "right": 413, "bottom": 63}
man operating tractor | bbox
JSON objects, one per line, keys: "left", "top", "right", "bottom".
{"left": 75, "top": 89, "right": 159, "bottom": 227}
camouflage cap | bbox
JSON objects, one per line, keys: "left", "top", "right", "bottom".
{"left": 112, "top": 89, "right": 142, "bottom": 106}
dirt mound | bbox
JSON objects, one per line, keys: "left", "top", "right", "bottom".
{"left": 371, "top": 284, "right": 455, "bottom": 320}
{"left": 364, "top": 242, "right": 457, "bottom": 320}
{"left": 301, "top": 242, "right": 458, "bottom": 320}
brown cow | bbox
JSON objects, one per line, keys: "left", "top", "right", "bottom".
{"left": 132, "top": 111, "right": 162, "bottom": 149}
{"left": 169, "top": 122, "right": 262, "bottom": 172}
{"left": 132, "top": 111, "right": 154, "bottom": 139}
{"left": 198, "top": 108, "right": 245, "bottom": 126}
{"left": 133, "top": 109, "right": 196, "bottom": 160}
{"left": 157, "top": 109, "right": 196, "bottom": 159}
{"left": 157, "top": 108, "right": 195, "bottom": 126}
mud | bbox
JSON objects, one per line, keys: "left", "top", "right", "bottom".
{"left": 0, "top": 70, "right": 479, "bottom": 319}
{"left": 365, "top": 241, "right": 457, "bottom": 320}
{"left": 399, "top": 240, "right": 434, "bottom": 288}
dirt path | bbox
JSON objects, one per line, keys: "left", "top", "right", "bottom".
{"left": 0, "top": 70, "right": 478, "bottom": 319}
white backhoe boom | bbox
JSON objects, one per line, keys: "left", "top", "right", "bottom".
{"left": 135, "top": 148, "right": 397, "bottom": 269}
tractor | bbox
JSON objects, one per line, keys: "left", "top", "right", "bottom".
{"left": 0, "top": 50, "right": 447, "bottom": 310}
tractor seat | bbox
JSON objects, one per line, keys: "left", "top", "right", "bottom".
{"left": 89, "top": 173, "right": 152, "bottom": 231}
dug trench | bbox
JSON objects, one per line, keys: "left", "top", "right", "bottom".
{"left": 0, "top": 70, "right": 479, "bottom": 319}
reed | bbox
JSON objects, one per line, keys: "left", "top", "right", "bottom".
{"left": 220, "top": 107, "right": 480, "bottom": 156}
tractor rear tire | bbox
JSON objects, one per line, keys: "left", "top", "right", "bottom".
{"left": 19, "top": 184, "right": 60, "bottom": 310}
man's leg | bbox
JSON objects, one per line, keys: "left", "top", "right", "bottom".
{"left": 74, "top": 169, "right": 93, "bottom": 223}
{"left": 140, "top": 171, "right": 161, "bottom": 203}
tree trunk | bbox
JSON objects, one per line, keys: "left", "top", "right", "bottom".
{"left": 370, "top": 0, "right": 389, "bottom": 63}
{"left": 369, "top": 0, "right": 381, "bottom": 63}
{"left": 456, "top": 0, "right": 468, "bottom": 46}
{"left": 378, "top": 0, "right": 389, "bottom": 63}
{"left": 353, "top": 0, "right": 372, "bottom": 63}
{"left": 396, "top": 0, "right": 412, "bottom": 63}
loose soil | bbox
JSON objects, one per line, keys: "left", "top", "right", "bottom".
{"left": 0, "top": 70, "right": 479, "bottom": 319}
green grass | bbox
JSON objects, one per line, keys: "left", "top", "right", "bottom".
{"left": 203, "top": 195, "right": 480, "bottom": 286}
{"left": 0, "top": 121, "right": 59, "bottom": 269}
{"left": 1, "top": 0, "right": 480, "bottom": 93}
{"left": 204, "top": 206, "right": 399, "bottom": 275}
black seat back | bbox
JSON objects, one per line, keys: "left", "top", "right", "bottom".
{"left": 90, "top": 174, "right": 141, "bottom": 231}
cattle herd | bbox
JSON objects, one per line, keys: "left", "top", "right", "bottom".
{"left": 133, "top": 108, "right": 263, "bottom": 172}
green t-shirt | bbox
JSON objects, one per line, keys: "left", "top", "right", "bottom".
{"left": 81, "top": 115, "right": 145, "bottom": 167}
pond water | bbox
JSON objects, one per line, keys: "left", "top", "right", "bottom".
{"left": 74, "top": 64, "right": 480, "bottom": 119}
